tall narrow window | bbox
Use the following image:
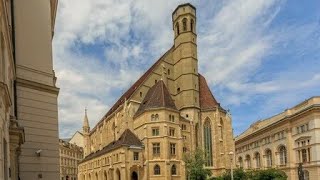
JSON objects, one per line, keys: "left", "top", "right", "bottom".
{"left": 279, "top": 145, "right": 287, "bottom": 165}
{"left": 245, "top": 155, "right": 251, "bottom": 169}
{"left": 155, "top": 114, "right": 159, "bottom": 120}
{"left": 182, "top": 18, "right": 187, "bottom": 31}
{"left": 153, "top": 143, "right": 160, "bottom": 156}
{"left": 176, "top": 22, "right": 180, "bottom": 35}
{"left": 191, "top": 19, "right": 194, "bottom": 32}
{"left": 265, "top": 149, "right": 272, "bottom": 168}
{"left": 238, "top": 157, "right": 243, "bottom": 168}
{"left": 302, "top": 149, "right": 307, "bottom": 162}
{"left": 195, "top": 123, "right": 199, "bottom": 147}
{"left": 255, "top": 152, "right": 260, "bottom": 169}
{"left": 203, "top": 119, "right": 213, "bottom": 166}
{"left": 170, "top": 143, "right": 176, "bottom": 155}
{"left": 220, "top": 118, "right": 224, "bottom": 140}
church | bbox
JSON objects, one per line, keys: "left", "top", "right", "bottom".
{"left": 78, "top": 3, "right": 234, "bottom": 180}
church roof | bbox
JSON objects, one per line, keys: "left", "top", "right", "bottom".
{"left": 134, "top": 80, "right": 177, "bottom": 117}
{"left": 91, "top": 47, "right": 174, "bottom": 132}
{"left": 81, "top": 129, "right": 142, "bottom": 163}
{"left": 199, "top": 74, "right": 219, "bottom": 110}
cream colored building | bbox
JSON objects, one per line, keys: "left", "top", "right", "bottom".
{"left": 78, "top": 3, "right": 234, "bottom": 180}
{"left": 59, "top": 138, "right": 84, "bottom": 180}
{"left": 0, "top": 0, "right": 60, "bottom": 179}
{"left": 235, "top": 96, "right": 320, "bottom": 180}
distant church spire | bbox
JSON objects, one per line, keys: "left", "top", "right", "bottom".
{"left": 83, "top": 108, "right": 90, "bottom": 133}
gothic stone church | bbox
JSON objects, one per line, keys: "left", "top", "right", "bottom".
{"left": 78, "top": 3, "right": 234, "bottom": 180}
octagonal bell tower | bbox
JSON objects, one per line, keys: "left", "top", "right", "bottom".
{"left": 172, "top": 4, "right": 200, "bottom": 123}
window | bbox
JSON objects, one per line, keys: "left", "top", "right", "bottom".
{"left": 140, "top": 92, "right": 142, "bottom": 97}
{"left": 265, "top": 149, "right": 272, "bottom": 168}
{"left": 155, "top": 79, "right": 158, "bottom": 84}
{"left": 171, "top": 164, "right": 177, "bottom": 175}
{"left": 203, "top": 119, "right": 213, "bottom": 166}
{"left": 170, "top": 143, "right": 176, "bottom": 155}
{"left": 191, "top": 19, "right": 194, "bottom": 32}
{"left": 181, "top": 124, "right": 187, "bottom": 130}
{"left": 169, "top": 128, "right": 175, "bottom": 137}
{"left": 182, "top": 18, "right": 187, "bottom": 31}
{"left": 155, "top": 114, "right": 159, "bottom": 120}
{"left": 220, "top": 119, "right": 224, "bottom": 140}
{"left": 245, "top": 155, "right": 251, "bottom": 169}
{"left": 302, "top": 149, "right": 307, "bottom": 163}
{"left": 154, "top": 164, "right": 160, "bottom": 175}
{"left": 255, "top": 153, "right": 260, "bottom": 169}
{"left": 169, "top": 115, "right": 175, "bottom": 122}
{"left": 238, "top": 157, "right": 243, "bottom": 168}
{"left": 168, "top": 69, "right": 170, "bottom": 75}
{"left": 177, "top": 88, "right": 180, "bottom": 93}
{"left": 151, "top": 114, "right": 155, "bottom": 121}
{"left": 152, "top": 128, "right": 160, "bottom": 136}
{"left": 153, "top": 143, "right": 160, "bottom": 155}
{"left": 279, "top": 146, "right": 287, "bottom": 165}
{"left": 175, "top": 22, "right": 180, "bottom": 35}
{"left": 183, "top": 147, "right": 187, "bottom": 153}
{"left": 133, "top": 152, "right": 139, "bottom": 161}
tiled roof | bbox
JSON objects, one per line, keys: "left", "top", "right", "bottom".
{"left": 81, "top": 129, "right": 142, "bottom": 163}
{"left": 199, "top": 74, "right": 219, "bottom": 110}
{"left": 91, "top": 47, "right": 174, "bottom": 132}
{"left": 134, "top": 80, "right": 177, "bottom": 117}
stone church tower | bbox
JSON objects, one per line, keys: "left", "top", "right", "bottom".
{"left": 78, "top": 3, "right": 235, "bottom": 180}
{"left": 82, "top": 109, "right": 90, "bottom": 157}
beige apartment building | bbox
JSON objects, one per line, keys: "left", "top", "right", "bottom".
{"left": 59, "top": 138, "right": 84, "bottom": 180}
{"left": 0, "top": 0, "right": 60, "bottom": 179}
{"left": 78, "top": 3, "right": 234, "bottom": 180}
{"left": 235, "top": 97, "right": 320, "bottom": 180}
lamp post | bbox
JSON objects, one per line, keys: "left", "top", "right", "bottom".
{"left": 229, "top": 152, "right": 234, "bottom": 180}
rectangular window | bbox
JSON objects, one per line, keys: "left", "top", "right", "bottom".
{"left": 152, "top": 128, "right": 160, "bottom": 136}
{"left": 169, "top": 128, "right": 175, "bottom": 137}
{"left": 181, "top": 124, "right": 187, "bottom": 130}
{"left": 153, "top": 143, "right": 160, "bottom": 155}
{"left": 301, "top": 125, "right": 305, "bottom": 133}
{"left": 296, "top": 127, "right": 300, "bottom": 134}
{"left": 133, "top": 152, "right": 139, "bottom": 161}
{"left": 170, "top": 143, "right": 176, "bottom": 155}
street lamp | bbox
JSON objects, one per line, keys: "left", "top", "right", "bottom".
{"left": 228, "top": 152, "right": 234, "bottom": 180}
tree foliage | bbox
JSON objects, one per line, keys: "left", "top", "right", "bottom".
{"left": 184, "top": 148, "right": 212, "bottom": 180}
{"left": 213, "top": 168, "right": 287, "bottom": 180}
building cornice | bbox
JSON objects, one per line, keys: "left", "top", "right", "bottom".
{"left": 16, "top": 78, "right": 59, "bottom": 95}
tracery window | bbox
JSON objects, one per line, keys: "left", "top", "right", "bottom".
{"left": 203, "top": 119, "right": 213, "bottom": 166}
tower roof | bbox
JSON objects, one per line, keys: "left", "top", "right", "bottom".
{"left": 83, "top": 109, "right": 89, "bottom": 127}
{"left": 134, "top": 80, "right": 177, "bottom": 117}
{"left": 199, "top": 74, "right": 219, "bottom": 110}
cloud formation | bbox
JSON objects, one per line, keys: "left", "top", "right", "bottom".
{"left": 53, "top": 0, "right": 320, "bottom": 137}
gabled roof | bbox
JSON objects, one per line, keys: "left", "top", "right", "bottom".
{"left": 91, "top": 47, "right": 174, "bottom": 132}
{"left": 134, "top": 80, "right": 177, "bottom": 117}
{"left": 81, "top": 129, "right": 142, "bottom": 163}
{"left": 199, "top": 74, "right": 219, "bottom": 110}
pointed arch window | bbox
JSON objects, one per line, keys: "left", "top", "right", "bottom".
{"left": 220, "top": 118, "right": 224, "bottom": 140}
{"left": 182, "top": 18, "right": 187, "bottom": 31}
{"left": 171, "top": 164, "right": 177, "bottom": 175}
{"left": 175, "top": 22, "right": 180, "bottom": 35}
{"left": 279, "top": 145, "right": 287, "bottom": 165}
{"left": 191, "top": 19, "right": 194, "bottom": 32}
{"left": 203, "top": 119, "right": 213, "bottom": 166}
{"left": 154, "top": 164, "right": 161, "bottom": 175}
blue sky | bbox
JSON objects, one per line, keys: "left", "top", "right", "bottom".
{"left": 53, "top": 0, "right": 320, "bottom": 138}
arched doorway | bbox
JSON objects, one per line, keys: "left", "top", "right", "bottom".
{"left": 116, "top": 169, "right": 121, "bottom": 180}
{"left": 131, "top": 171, "right": 138, "bottom": 180}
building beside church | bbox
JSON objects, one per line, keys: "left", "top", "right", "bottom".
{"left": 0, "top": 0, "right": 60, "bottom": 179}
{"left": 59, "top": 138, "right": 84, "bottom": 180}
{"left": 235, "top": 97, "right": 320, "bottom": 180}
{"left": 78, "top": 3, "right": 234, "bottom": 180}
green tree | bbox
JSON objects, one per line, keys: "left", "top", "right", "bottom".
{"left": 214, "top": 168, "right": 287, "bottom": 180}
{"left": 184, "top": 148, "right": 212, "bottom": 180}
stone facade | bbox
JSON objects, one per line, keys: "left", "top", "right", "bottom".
{"left": 0, "top": 0, "right": 59, "bottom": 179}
{"left": 59, "top": 139, "right": 84, "bottom": 180}
{"left": 235, "top": 97, "right": 320, "bottom": 180}
{"left": 78, "top": 3, "right": 234, "bottom": 180}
